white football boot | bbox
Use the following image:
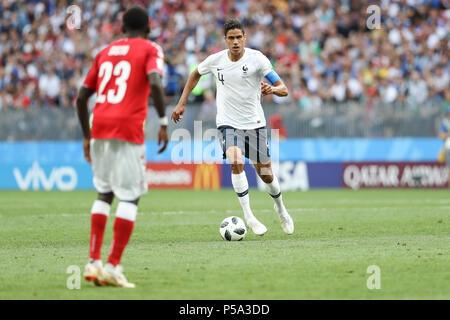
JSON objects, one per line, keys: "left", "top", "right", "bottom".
{"left": 274, "top": 204, "right": 294, "bottom": 235}
{"left": 246, "top": 216, "right": 268, "bottom": 236}
{"left": 99, "top": 263, "right": 135, "bottom": 288}
{"left": 83, "top": 260, "right": 104, "bottom": 286}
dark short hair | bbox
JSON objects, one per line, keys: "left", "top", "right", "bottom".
{"left": 223, "top": 18, "right": 245, "bottom": 36}
{"left": 123, "top": 6, "right": 149, "bottom": 32}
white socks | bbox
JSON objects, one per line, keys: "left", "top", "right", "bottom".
{"left": 231, "top": 171, "right": 256, "bottom": 222}
{"left": 91, "top": 200, "right": 137, "bottom": 221}
{"left": 232, "top": 172, "right": 285, "bottom": 215}
{"left": 91, "top": 199, "right": 111, "bottom": 216}
{"left": 116, "top": 201, "right": 138, "bottom": 222}
{"left": 264, "top": 175, "right": 284, "bottom": 209}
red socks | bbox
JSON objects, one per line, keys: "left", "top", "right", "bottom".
{"left": 106, "top": 201, "right": 138, "bottom": 266}
{"left": 107, "top": 217, "right": 135, "bottom": 266}
{"left": 89, "top": 200, "right": 111, "bottom": 261}
{"left": 89, "top": 214, "right": 108, "bottom": 260}
{"left": 89, "top": 200, "right": 137, "bottom": 266}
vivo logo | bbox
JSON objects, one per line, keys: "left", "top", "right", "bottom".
{"left": 13, "top": 162, "right": 78, "bottom": 191}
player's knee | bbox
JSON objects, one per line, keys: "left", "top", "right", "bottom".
{"left": 259, "top": 173, "right": 273, "bottom": 184}
{"left": 226, "top": 146, "right": 244, "bottom": 165}
{"left": 230, "top": 163, "right": 244, "bottom": 174}
{"left": 228, "top": 146, "right": 244, "bottom": 174}
{"left": 256, "top": 164, "right": 273, "bottom": 183}
{"left": 98, "top": 192, "right": 114, "bottom": 204}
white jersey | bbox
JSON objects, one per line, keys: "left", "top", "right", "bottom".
{"left": 197, "top": 48, "right": 273, "bottom": 130}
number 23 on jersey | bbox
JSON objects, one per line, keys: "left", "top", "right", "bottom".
{"left": 96, "top": 60, "right": 131, "bottom": 104}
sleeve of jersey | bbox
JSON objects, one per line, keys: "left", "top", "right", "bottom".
{"left": 441, "top": 122, "right": 449, "bottom": 133}
{"left": 146, "top": 44, "right": 164, "bottom": 75}
{"left": 259, "top": 53, "right": 280, "bottom": 85}
{"left": 83, "top": 55, "right": 99, "bottom": 90}
{"left": 197, "top": 55, "right": 213, "bottom": 75}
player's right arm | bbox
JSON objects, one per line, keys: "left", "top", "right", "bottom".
{"left": 171, "top": 68, "right": 202, "bottom": 123}
{"left": 76, "top": 86, "right": 95, "bottom": 164}
{"left": 76, "top": 53, "right": 100, "bottom": 164}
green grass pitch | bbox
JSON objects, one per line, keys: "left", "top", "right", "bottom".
{"left": 0, "top": 189, "right": 448, "bottom": 300}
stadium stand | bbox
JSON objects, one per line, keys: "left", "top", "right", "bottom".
{"left": 0, "top": 0, "right": 448, "bottom": 140}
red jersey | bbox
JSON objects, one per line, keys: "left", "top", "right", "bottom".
{"left": 83, "top": 38, "right": 164, "bottom": 144}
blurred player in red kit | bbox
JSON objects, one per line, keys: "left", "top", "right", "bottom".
{"left": 76, "top": 6, "right": 168, "bottom": 288}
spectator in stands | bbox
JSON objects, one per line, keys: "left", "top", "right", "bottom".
{"left": 406, "top": 70, "right": 429, "bottom": 109}
{"left": 269, "top": 113, "right": 287, "bottom": 140}
{"left": 38, "top": 67, "right": 61, "bottom": 106}
{"left": 0, "top": 0, "right": 447, "bottom": 116}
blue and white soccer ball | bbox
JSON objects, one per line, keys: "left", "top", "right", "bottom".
{"left": 219, "top": 216, "right": 247, "bottom": 241}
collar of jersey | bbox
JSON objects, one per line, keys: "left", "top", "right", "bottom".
{"left": 226, "top": 48, "right": 247, "bottom": 63}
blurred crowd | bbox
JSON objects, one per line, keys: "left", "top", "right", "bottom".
{"left": 0, "top": 0, "right": 449, "bottom": 115}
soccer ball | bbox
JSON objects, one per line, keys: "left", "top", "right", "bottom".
{"left": 219, "top": 216, "right": 247, "bottom": 241}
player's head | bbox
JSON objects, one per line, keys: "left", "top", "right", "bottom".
{"left": 122, "top": 6, "right": 150, "bottom": 37}
{"left": 223, "top": 18, "right": 246, "bottom": 57}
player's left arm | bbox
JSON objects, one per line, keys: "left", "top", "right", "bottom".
{"left": 261, "top": 70, "right": 288, "bottom": 97}
{"left": 261, "top": 79, "right": 288, "bottom": 97}
{"left": 148, "top": 72, "right": 168, "bottom": 154}
{"left": 76, "top": 86, "right": 95, "bottom": 164}
{"left": 146, "top": 42, "right": 168, "bottom": 154}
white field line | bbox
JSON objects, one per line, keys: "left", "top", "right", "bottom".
{"left": 145, "top": 205, "right": 450, "bottom": 215}
{"left": 335, "top": 198, "right": 450, "bottom": 204}
{"left": 149, "top": 208, "right": 324, "bottom": 215}
{"left": 13, "top": 213, "right": 91, "bottom": 218}
{"left": 7, "top": 204, "right": 450, "bottom": 218}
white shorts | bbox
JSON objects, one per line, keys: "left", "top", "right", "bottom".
{"left": 91, "top": 139, "right": 147, "bottom": 201}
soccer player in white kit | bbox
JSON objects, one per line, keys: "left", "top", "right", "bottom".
{"left": 171, "top": 18, "right": 294, "bottom": 236}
